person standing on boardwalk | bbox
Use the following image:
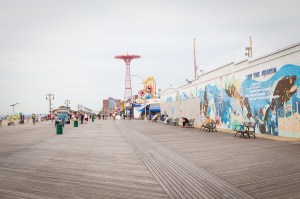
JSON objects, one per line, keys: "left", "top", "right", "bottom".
{"left": 112, "top": 112, "right": 116, "bottom": 121}
{"left": 80, "top": 113, "right": 84, "bottom": 124}
{"left": 61, "top": 114, "right": 66, "bottom": 127}
{"left": 51, "top": 115, "right": 54, "bottom": 124}
{"left": 55, "top": 114, "right": 59, "bottom": 127}
{"left": 19, "top": 113, "right": 25, "bottom": 124}
{"left": 32, "top": 114, "right": 36, "bottom": 125}
{"left": 84, "top": 113, "right": 88, "bottom": 124}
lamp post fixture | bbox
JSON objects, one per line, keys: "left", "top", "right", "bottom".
{"left": 65, "top": 100, "right": 70, "bottom": 109}
{"left": 144, "top": 95, "right": 147, "bottom": 121}
{"left": 46, "top": 93, "right": 54, "bottom": 118}
{"left": 132, "top": 74, "right": 144, "bottom": 82}
{"left": 77, "top": 104, "right": 83, "bottom": 112}
{"left": 9, "top": 103, "right": 19, "bottom": 115}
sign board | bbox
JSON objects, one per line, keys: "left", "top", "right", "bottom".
{"left": 109, "top": 99, "right": 115, "bottom": 109}
{"left": 145, "top": 98, "right": 160, "bottom": 104}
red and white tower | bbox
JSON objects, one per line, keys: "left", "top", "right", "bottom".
{"left": 115, "top": 54, "right": 141, "bottom": 102}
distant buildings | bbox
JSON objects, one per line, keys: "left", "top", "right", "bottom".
{"left": 102, "top": 97, "right": 121, "bottom": 114}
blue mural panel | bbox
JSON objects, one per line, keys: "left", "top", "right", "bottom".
{"left": 198, "top": 64, "right": 300, "bottom": 137}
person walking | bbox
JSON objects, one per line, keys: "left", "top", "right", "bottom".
{"left": 55, "top": 114, "right": 59, "bottom": 127}
{"left": 112, "top": 112, "right": 116, "bottom": 121}
{"left": 32, "top": 114, "right": 36, "bottom": 125}
{"left": 84, "top": 113, "right": 88, "bottom": 124}
{"left": 80, "top": 113, "right": 84, "bottom": 124}
{"left": 19, "top": 114, "right": 25, "bottom": 124}
{"left": 61, "top": 114, "right": 66, "bottom": 127}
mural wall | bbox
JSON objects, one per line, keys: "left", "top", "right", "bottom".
{"left": 161, "top": 44, "right": 300, "bottom": 138}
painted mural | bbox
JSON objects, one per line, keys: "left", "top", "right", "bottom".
{"left": 200, "top": 64, "right": 300, "bottom": 137}
{"left": 161, "top": 64, "right": 300, "bottom": 138}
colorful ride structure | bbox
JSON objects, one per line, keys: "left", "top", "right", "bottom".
{"left": 115, "top": 54, "right": 141, "bottom": 102}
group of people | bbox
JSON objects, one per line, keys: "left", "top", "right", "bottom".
{"left": 53, "top": 112, "right": 91, "bottom": 127}
{"left": 31, "top": 114, "right": 44, "bottom": 124}
{"left": 0, "top": 113, "right": 45, "bottom": 126}
{"left": 159, "top": 114, "right": 213, "bottom": 128}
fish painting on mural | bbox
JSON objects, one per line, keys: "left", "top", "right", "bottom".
{"left": 225, "top": 75, "right": 298, "bottom": 134}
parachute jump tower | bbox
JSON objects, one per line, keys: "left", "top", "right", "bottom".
{"left": 115, "top": 54, "right": 141, "bottom": 102}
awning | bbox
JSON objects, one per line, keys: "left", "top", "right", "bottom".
{"left": 137, "top": 104, "right": 147, "bottom": 112}
{"left": 138, "top": 105, "right": 160, "bottom": 113}
{"left": 149, "top": 106, "right": 160, "bottom": 112}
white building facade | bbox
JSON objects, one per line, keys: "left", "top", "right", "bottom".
{"left": 160, "top": 43, "right": 300, "bottom": 138}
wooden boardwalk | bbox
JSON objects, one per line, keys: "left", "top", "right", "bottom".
{"left": 126, "top": 121, "right": 300, "bottom": 199}
{"left": 0, "top": 121, "right": 168, "bottom": 199}
{"left": 0, "top": 120, "right": 300, "bottom": 198}
{"left": 117, "top": 123, "right": 253, "bottom": 199}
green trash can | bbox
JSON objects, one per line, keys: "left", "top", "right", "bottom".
{"left": 92, "top": 117, "right": 94, "bottom": 122}
{"left": 74, "top": 120, "right": 78, "bottom": 127}
{"left": 56, "top": 124, "right": 63, "bottom": 135}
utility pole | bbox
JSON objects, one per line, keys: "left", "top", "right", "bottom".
{"left": 193, "top": 38, "right": 197, "bottom": 79}
{"left": 245, "top": 36, "right": 253, "bottom": 58}
{"left": 9, "top": 103, "right": 19, "bottom": 115}
{"left": 46, "top": 93, "right": 54, "bottom": 118}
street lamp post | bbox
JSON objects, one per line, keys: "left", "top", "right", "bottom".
{"left": 144, "top": 96, "right": 147, "bottom": 121}
{"left": 9, "top": 103, "right": 19, "bottom": 115}
{"left": 77, "top": 104, "right": 83, "bottom": 112}
{"left": 46, "top": 93, "right": 54, "bottom": 118}
{"left": 65, "top": 100, "right": 70, "bottom": 109}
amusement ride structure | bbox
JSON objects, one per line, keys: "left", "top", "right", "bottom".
{"left": 115, "top": 54, "right": 141, "bottom": 102}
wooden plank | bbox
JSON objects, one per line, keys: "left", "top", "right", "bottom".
{"left": 126, "top": 120, "right": 300, "bottom": 199}
{"left": 0, "top": 121, "right": 169, "bottom": 199}
{"left": 117, "top": 122, "right": 254, "bottom": 199}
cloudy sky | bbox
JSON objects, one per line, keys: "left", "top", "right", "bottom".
{"left": 0, "top": 0, "right": 299, "bottom": 115}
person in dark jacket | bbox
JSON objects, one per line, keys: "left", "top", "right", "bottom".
{"left": 80, "top": 113, "right": 84, "bottom": 124}
{"left": 181, "top": 117, "right": 189, "bottom": 128}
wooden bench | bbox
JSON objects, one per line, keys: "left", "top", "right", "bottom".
{"left": 8, "top": 121, "right": 16, "bottom": 126}
{"left": 164, "top": 118, "right": 172, "bottom": 125}
{"left": 234, "top": 122, "right": 256, "bottom": 139}
{"left": 202, "top": 121, "right": 217, "bottom": 132}
{"left": 171, "top": 118, "right": 179, "bottom": 126}
{"left": 186, "top": 119, "right": 195, "bottom": 128}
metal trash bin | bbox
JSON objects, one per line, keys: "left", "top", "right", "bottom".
{"left": 74, "top": 120, "right": 78, "bottom": 127}
{"left": 56, "top": 124, "right": 63, "bottom": 134}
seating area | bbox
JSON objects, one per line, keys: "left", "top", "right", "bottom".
{"left": 161, "top": 117, "right": 253, "bottom": 140}
{"left": 201, "top": 121, "right": 217, "bottom": 132}
{"left": 171, "top": 118, "right": 179, "bottom": 126}
{"left": 234, "top": 122, "right": 256, "bottom": 138}
{"left": 186, "top": 119, "right": 195, "bottom": 128}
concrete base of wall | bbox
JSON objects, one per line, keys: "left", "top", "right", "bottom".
{"left": 196, "top": 126, "right": 300, "bottom": 142}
